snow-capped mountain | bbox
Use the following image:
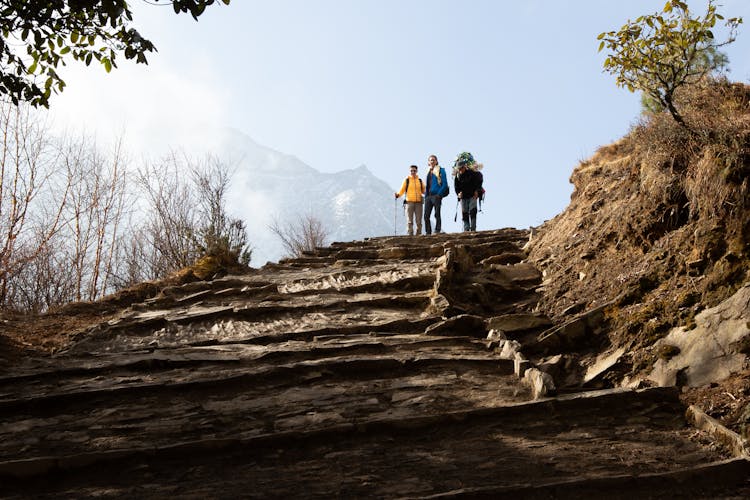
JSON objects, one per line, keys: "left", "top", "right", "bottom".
{"left": 218, "top": 129, "right": 404, "bottom": 265}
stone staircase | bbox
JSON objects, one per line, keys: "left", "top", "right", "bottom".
{"left": 0, "top": 229, "right": 748, "bottom": 498}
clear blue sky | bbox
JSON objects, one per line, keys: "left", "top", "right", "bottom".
{"left": 49, "top": 0, "right": 750, "bottom": 232}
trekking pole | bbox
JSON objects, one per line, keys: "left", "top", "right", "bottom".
{"left": 454, "top": 199, "right": 459, "bottom": 222}
{"left": 394, "top": 197, "right": 397, "bottom": 236}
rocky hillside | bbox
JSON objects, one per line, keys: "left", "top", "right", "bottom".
{"left": 528, "top": 79, "right": 750, "bottom": 434}
{"left": 1, "top": 79, "right": 750, "bottom": 497}
{"left": 1, "top": 230, "right": 749, "bottom": 497}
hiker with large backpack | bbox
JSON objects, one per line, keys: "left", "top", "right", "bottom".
{"left": 394, "top": 164, "right": 425, "bottom": 236}
{"left": 452, "top": 152, "right": 484, "bottom": 232}
{"left": 423, "top": 154, "right": 449, "bottom": 235}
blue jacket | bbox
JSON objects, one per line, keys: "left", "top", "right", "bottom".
{"left": 425, "top": 167, "right": 449, "bottom": 197}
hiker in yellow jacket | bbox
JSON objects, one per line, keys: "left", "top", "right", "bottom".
{"left": 394, "top": 164, "right": 425, "bottom": 236}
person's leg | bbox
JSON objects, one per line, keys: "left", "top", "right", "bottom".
{"left": 434, "top": 196, "right": 443, "bottom": 233}
{"left": 406, "top": 202, "right": 414, "bottom": 235}
{"left": 423, "top": 196, "right": 434, "bottom": 235}
{"left": 415, "top": 201, "right": 423, "bottom": 235}
{"left": 461, "top": 198, "right": 471, "bottom": 231}
{"left": 469, "top": 198, "right": 477, "bottom": 231}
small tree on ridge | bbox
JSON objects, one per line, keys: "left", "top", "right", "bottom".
{"left": 598, "top": 0, "right": 742, "bottom": 128}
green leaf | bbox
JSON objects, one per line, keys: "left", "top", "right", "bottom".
{"left": 28, "top": 61, "right": 37, "bottom": 74}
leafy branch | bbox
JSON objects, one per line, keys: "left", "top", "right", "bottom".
{"left": 0, "top": 0, "right": 230, "bottom": 107}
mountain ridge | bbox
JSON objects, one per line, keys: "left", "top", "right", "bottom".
{"left": 216, "top": 128, "right": 404, "bottom": 264}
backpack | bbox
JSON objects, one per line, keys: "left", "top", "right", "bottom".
{"left": 476, "top": 171, "right": 485, "bottom": 210}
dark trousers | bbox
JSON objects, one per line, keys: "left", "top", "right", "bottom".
{"left": 461, "top": 198, "right": 477, "bottom": 231}
{"left": 423, "top": 195, "right": 443, "bottom": 234}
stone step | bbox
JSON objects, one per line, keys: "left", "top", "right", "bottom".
{"left": 68, "top": 292, "right": 438, "bottom": 353}
{"left": 0, "top": 357, "right": 524, "bottom": 463}
{"left": 0, "top": 335, "right": 497, "bottom": 400}
{"left": 416, "top": 458, "right": 750, "bottom": 499}
{"left": 0, "top": 387, "right": 741, "bottom": 498}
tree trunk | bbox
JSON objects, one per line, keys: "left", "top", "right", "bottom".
{"left": 664, "top": 93, "right": 690, "bottom": 132}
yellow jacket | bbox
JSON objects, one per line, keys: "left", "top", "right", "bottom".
{"left": 396, "top": 175, "right": 425, "bottom": 203}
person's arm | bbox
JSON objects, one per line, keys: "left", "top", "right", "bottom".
{"left": 455, "top": 174, "right": 462, "bottom": 199}
{"left": 395, "top": 179, "right": 407, "bottom": 198}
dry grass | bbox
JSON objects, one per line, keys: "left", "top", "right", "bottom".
{"left": 625, "top": 79, "right": 750, "bottom": 240}
{"left": 529, "top": 77, "right": 750, "bottom": 386}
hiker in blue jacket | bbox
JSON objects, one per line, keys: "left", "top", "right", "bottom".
{"left": 423, "top": 154, "right": 449, "bottom": 235}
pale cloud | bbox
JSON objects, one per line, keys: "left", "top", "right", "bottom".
{"left": 47, "top": 55, "right": 229, "bottom": 158}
